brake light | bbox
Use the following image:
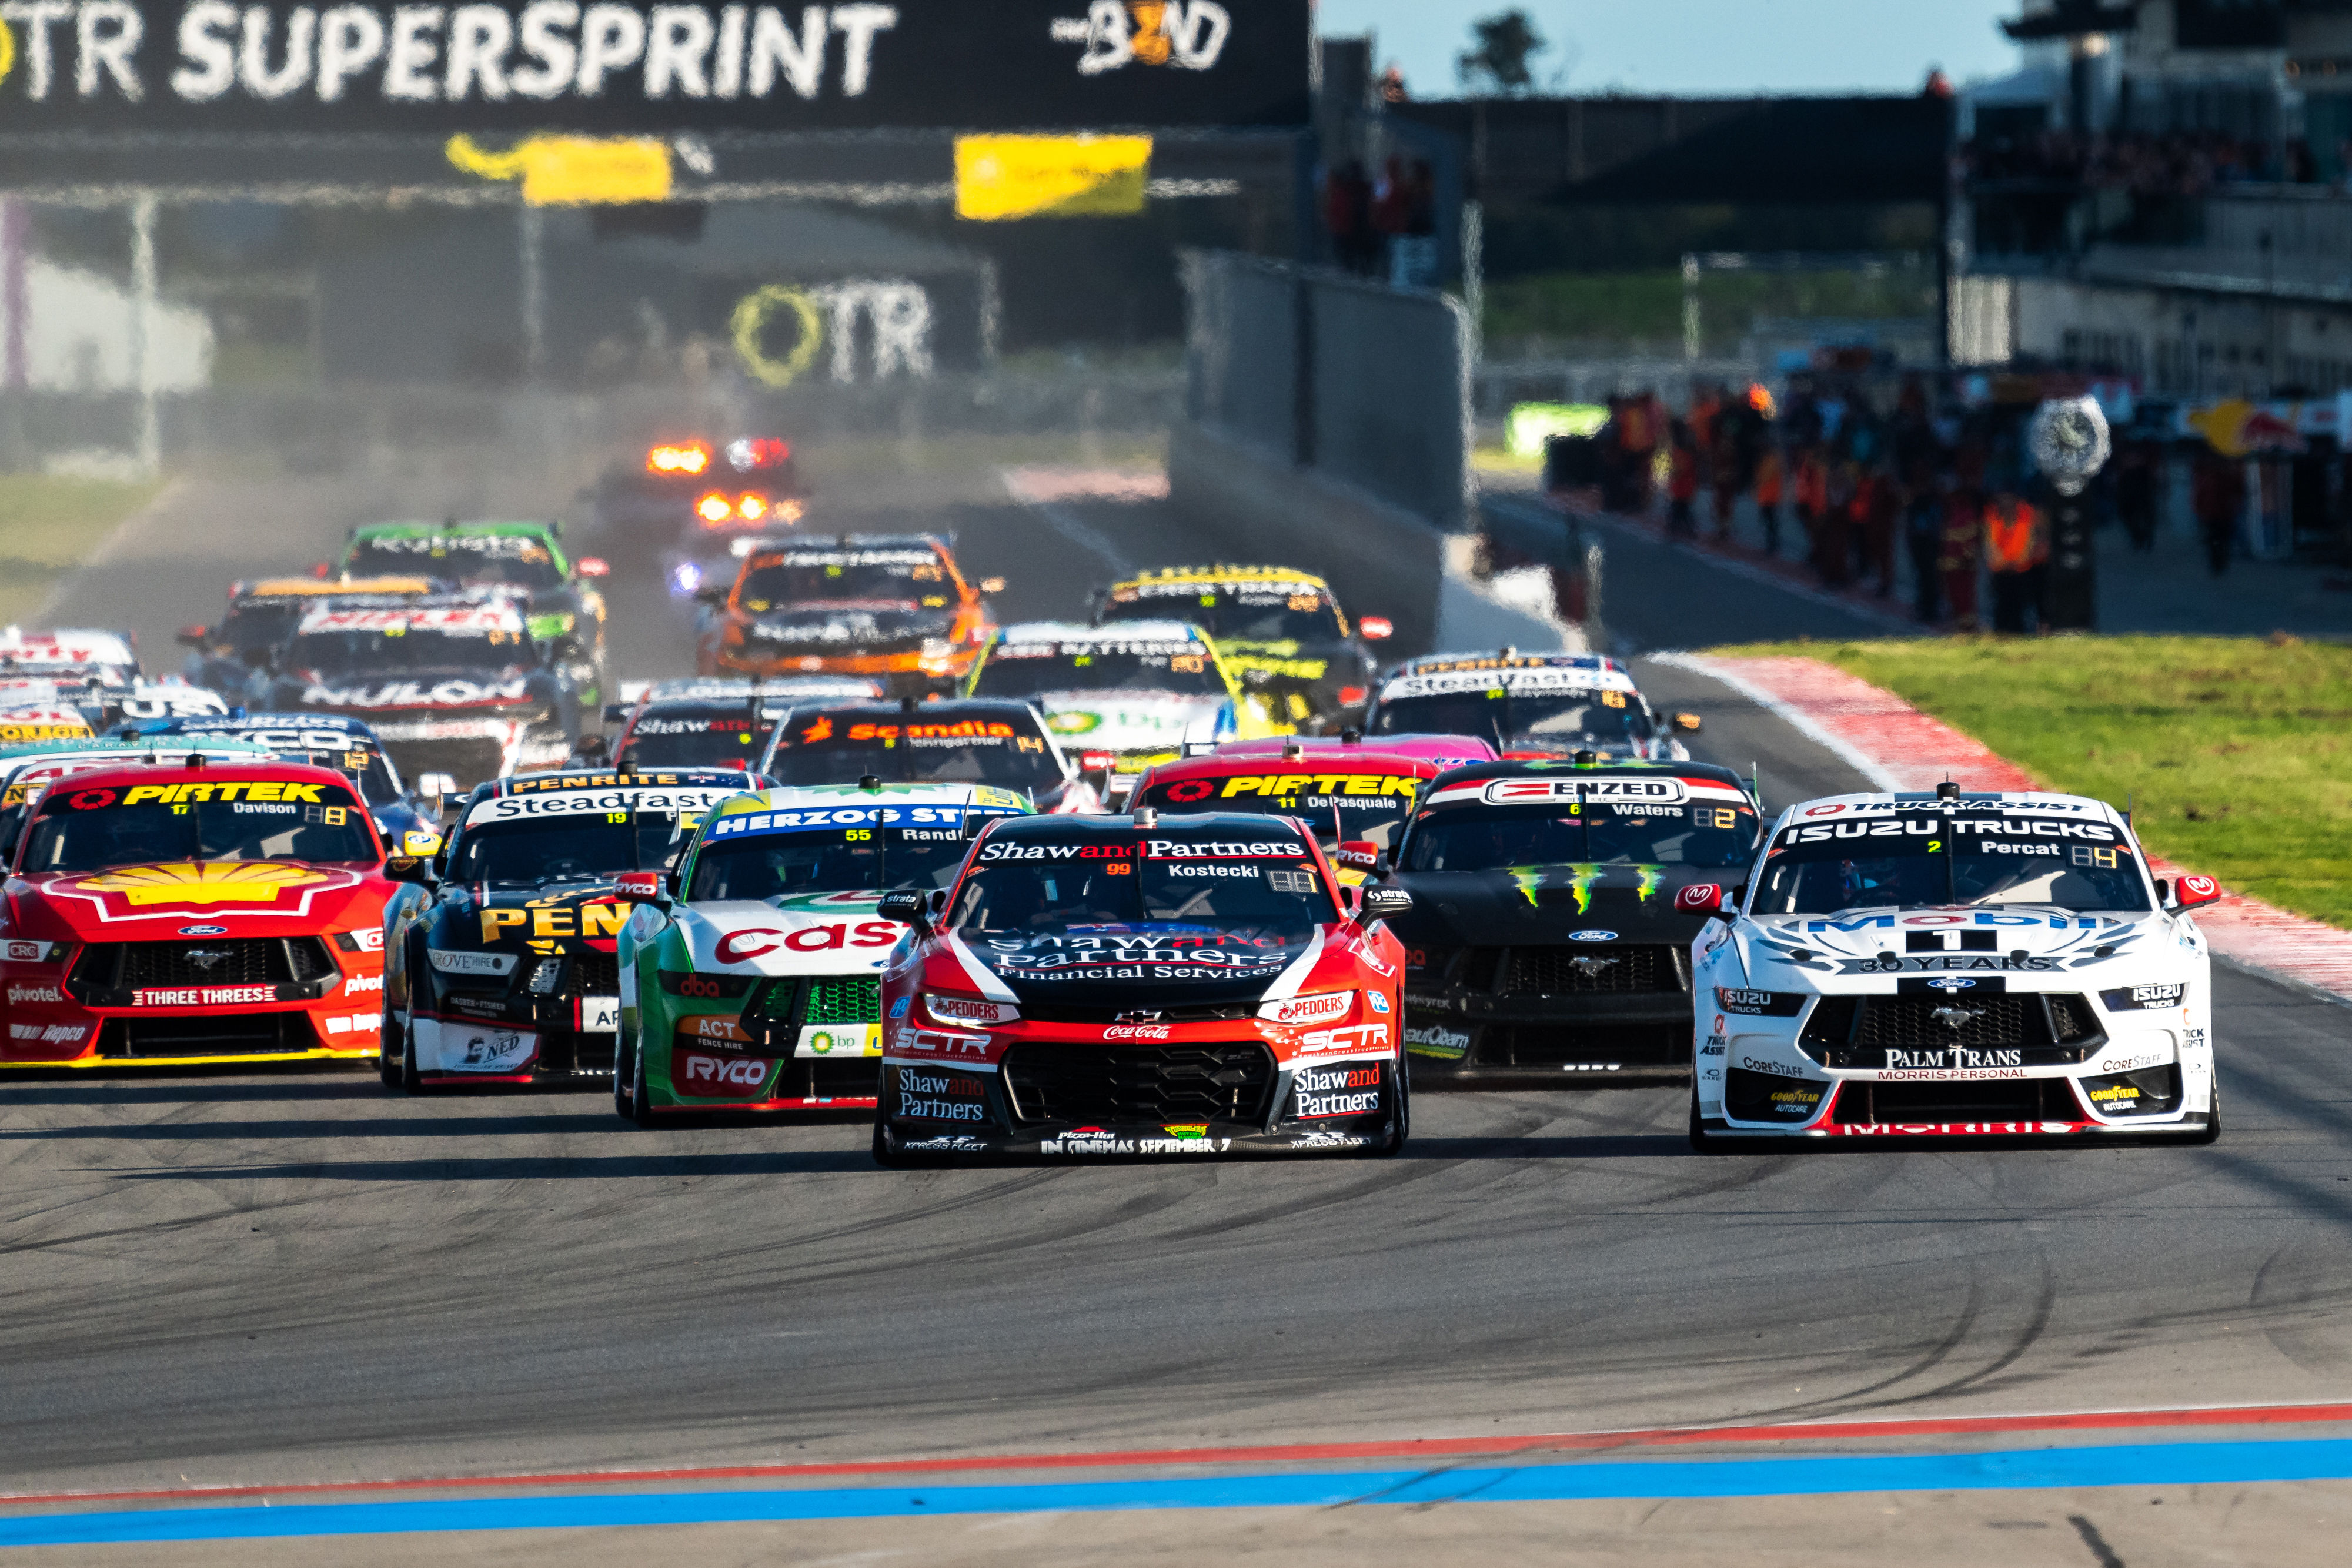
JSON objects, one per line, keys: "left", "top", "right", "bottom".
{"left": 649, "top": 443, "right": 711, "bottom": 475}
{"left": 1337, "top": 686, "right": 1368, "bottom": 707}
{"left": 696, "top": 492, "right": 733, "bottom": 524}
{"left": 1080, "top": 750, "right": 1115, "bottom": 771}
{"left": 737, "top": 493, "right": 768, "bottom": 521}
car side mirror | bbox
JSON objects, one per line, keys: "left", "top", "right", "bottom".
{"left": 1672, "top": 713, "right": 1703, "bottom": 733}
{"left": 400, "top": 830, "right": 443, "bottom": 858}
{"left": 614, "top": 871, "right": 664, "bottom": 904}
{"left": 602, "top": 703, "right": 629, "bottom": 724}
{"left": 576, "top": 557, "right": 611, "bottom": 578}
{"left": 1358, "top": 616, "right": 1394, "bottom": 641}
{"left": 1359, "top": 884, "right": 1412, "bottom": 921}
{"left": 1675, "top": 882, "right": 1735, "bottom": 920}
{"left": 875, "top": 888, "right": 931, "bottom": 929}
{"left": 2169, "top": 874, "right": 2222, "bottom": 912}
{"left": 382, "top": 855, "right": 436, "bottom": 886}
{"left": 979, "top": 577, "right": 1007, "bottom": 594}
{"left": 694, "top": 585, "right": 730, "bottom": 607}
{"left": 415, "top": 772, "right": 457, "bottom": 820}
{"left": 1332, "top": 840, "right": 1381, "bottom": 874}
{"left": 175, "top": 624, "right": 210, "bottom": 649}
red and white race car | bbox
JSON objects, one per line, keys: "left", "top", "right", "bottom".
{"left": 0, "top": 760, "right": 395, "bottom": 1068}
{"left": 871, "top": 808, "right": 1414, "bottom": 1161}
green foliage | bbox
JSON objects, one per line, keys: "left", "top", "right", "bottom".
{"left": 0, "top": 475, "right": 165, "bottom": 626}
{"left": 1716, "top": 637, "right": 2352, "bottom": 930}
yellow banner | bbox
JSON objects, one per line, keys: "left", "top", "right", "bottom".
{"left": 954, "top": 135, "right": 1151, "bottom": 220}
{"left": 447, "top": 135, "right": 673, "bottom": 206}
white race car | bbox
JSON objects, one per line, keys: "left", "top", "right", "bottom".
{"left": 1362, "top": 651, "right": 1700, "bottom": 761}
{"left": 1685, "top": 784, "right": 2221, "bottom": 1145}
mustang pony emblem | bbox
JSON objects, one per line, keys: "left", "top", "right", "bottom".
{"left": 1930, "top": 1005, "right": 1983, "bottom": 1029}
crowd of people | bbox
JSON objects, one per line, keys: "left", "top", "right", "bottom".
{"left": 1962, "top": 128, "right": 2326, "bottom": 193}
{"left": 1571, "top": 377, "right": 2244, "bottom": 635}
{"left": 1320, "top": 156, "right": 1440, "bottom": 280}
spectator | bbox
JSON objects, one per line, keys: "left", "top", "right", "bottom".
{"left": 1619, "top": 392, "right": 1661, "bottom": 513}
{"left": 1793, "top": 443, "right": 1829, "bottom": 563}
{"left": 1983, "top": 482, "right": 2047, "bottom": 633}
{"left": 1905, "top": 477, "right": 1943, "bottom": 624}
{"left": 1321, "top": 161, "right": 1374, "bottom": 275}
{"left": 1666, "top": 420, "right": 1701, "bottom": 539}
{"left": 1857, "top": 459, "right": 1900, "bottom": 597}
{"left": 2113, "top": 440, "right": 2158, "bottom": 552}
{"left": 2190, "top": 449, "right": 2245, "bottom": 575}
{"left": 1939, "top": 484, "right": 1983, "bottom": 630}
{"left": 1816, "top": 452, "right": 1857, "bottom": 587}
{"left": 1752, "top": 442, "right": 1786, "bottom": 557}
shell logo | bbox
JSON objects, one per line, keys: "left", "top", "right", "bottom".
{"left": 76, "top": 862, "right": 329, "bottom": 907}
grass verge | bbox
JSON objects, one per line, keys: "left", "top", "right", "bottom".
{"left": 1712, "top": 636, "right": 2352, "bottom": 930}
{"left": 0, "top": 474, "right": 165, "bottom": 628}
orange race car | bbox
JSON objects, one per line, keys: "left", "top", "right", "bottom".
{"left": 696, "top": 533, "right": 1002, "bottom": 696}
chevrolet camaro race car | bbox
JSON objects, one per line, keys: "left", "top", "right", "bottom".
{"left": 758, "top": 698, "right": 1102, "bottom": 814}
{"left": 599, "top": 676, "right": 878, "bottom": 771}
{"left": 965, "top": 620, "right": 1282, "bottom": 787}
{"left": 0, "top": 759, "right": 395, "bottom": 1068}
{"left": 1365, "top": 653, "right": 1701, "bottom": 760}
{"left": 176, "top": 577, "right": 440, "bottom": 704}
{"left": 1095, "top": 566, "right": 1391, "bottom": 729}
{"left": 696, "top": 535, "right": 1002, "bottom": 693}
{"left": 870, "top": 808, "right": 1414, "bottom": 1162}
{"left": 613, "top": 781, "right": 1032, "bottom": 1120}
{"left": 259, "top": 595, "right": 580, "bottom": 787}
{"left": 1217, "top": 733, "right": 1499, "bottom": 770}
{"left": 380, "top": 769, "right": 749, "bottom": 1089}
{"left": 1381, "top": 758, "right": 1762, "bottom": 1080}
{"left": 1686, "top": 785, "right": 2223, "bottom": 1146}
{"left": 340, "top": 522, "right": 612, "bottom": 710}
{"left": 1127, "top": 743, "right": 1443, "bottom": 882}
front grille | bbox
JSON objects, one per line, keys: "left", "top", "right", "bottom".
{"left": 1505, "top": 945, "right": 1685, "bottom": 996}
{"left": 1016, "top": 999, "right": 1255, "bottom": 1025}
{"left": 1830, "top": 1078, "right": 2079, "bottom": 1125}
{"left": 801, "top": 976, "right": 880, "bottom": 1026}
{"left": 564, "top": 950, "right": 619, "bottom": 997}
{"left": 78, "top": 938, "right": 335, "bottom": 991}
{"left": 1471, "top": 1022, "right": 1688, "bottom": 1069}
{"left": 1003, "top": 1040, "right": 1276, "bottom": 1125}
{"left": 1406, "top": 945, "right": 1462, "bottom": 981}
{"left": 98, "top": 1014, "right": 313, "bottom": 1058}
{"left": 534, "top": 1029, "right": 617, "bottom": 1075}
{"left": 1801, "top": 993, "right": 2104, "bottom": 1066}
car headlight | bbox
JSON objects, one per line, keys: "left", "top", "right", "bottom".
{"left": 920, "top": 638, "right": 955, "bottom": 661}
{"left": 429, "top": 949, "right": 516, "bottom": 977}
{"left": 921, "top": 993, "right": 1017, "bottom": 1027}
{"left": 1259, "top": 989, "right": 1353, "bottom": 1026}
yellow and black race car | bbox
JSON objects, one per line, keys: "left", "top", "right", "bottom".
{"left": 1093, "top": 566, "right": 1390, "bottom": 731}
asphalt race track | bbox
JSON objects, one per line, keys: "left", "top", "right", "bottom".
{"left": 7, "top": 462, "right": 2352, "bottom": 1557}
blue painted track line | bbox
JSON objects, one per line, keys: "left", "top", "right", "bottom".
{"left": 9, "top": 1439, "right": 2352, "bottom": 1547}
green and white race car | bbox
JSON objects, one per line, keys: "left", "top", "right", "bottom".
{"left": 610, "top": 780, "right": 1029, "bottom": 1121}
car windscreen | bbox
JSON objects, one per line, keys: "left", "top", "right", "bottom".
{"left": 1102, "top": 587, "right": 1341, "bottom": 641}
{"left": 1750, "top": 813, "right": 2151, "bottom": 915}
{"left": 219, "top": 600, "right": 308, "bottom": 656}
{"left": 281, "top": 744, "right": 403, "bottom": 806}
{"left": 766, "top": 711, "right": 1063, "bottom": 790}
{"left": 286, "top": 623, "right": 536, "bottom": 676}
{"left": 948, "top": 831, "right": 1331, "bottom": 937}
{"left": 1135, "top": 770, "right": 1423, "bottom": 850}
{"left": 346, "top": 536, "right": 564, "bottom": 590}
{"left": 688, "top": 802, "right": 1014, "bottom": 899}
{"left": 974, "top": 640, "right": 1224, "bottom": 699}
{"left": 1402, "top": 798, "right": 1759, "bottom": 870}
{"left": 1371, "top": 687, "right": 1653, "bottom": 751}
{"left": 22, "top": 780, "right": 377, "bottom": 872}
{"left": 449, "top": 815, "right": 684, "bottom": 884}
{"left": 616, "top": 708, "right": 770, "bottom": 770}
{"left": 737, "top": 552, "right": 945, "bottom": 606}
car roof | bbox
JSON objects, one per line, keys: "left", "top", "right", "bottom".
{"left": 0, "top": 628, "right": 137, "bottom": 666}
{"left": 1110, "top": 564, "right": 1332, "bottom": 593}
{"left": 1219, "top": 733, "right": 1498, "bottom": 761}
{"left": 715, "top": 781, "right": 1030, "bottom": 814}
{"left": 984, "top": 810, "right": 1312, "bottom": 840}
{"left": 33, "top": 758, "right": 359, "bottom": 791}
{"left": 997, "top": 619, "right": 1209, "bottom": 645}
{"left": 751, "top": 534, "right": 950, "bottom": 560}
{"left": 779, "top": 698, "right": 1047, "bottom": 720}
{"left": 233, "top": 576, "right": 441, "bottom": 600}
{"left": 126, "top": 713, "right": 382, "bottom": 738}
{"left": 1771, "top": 788, "right": 2127, "bottom": 828}
{"left": 1418, "top": 756, "right": 1752, "bottom": 793}
{"left": 1396, "top": 651, "right": 1632, "bottom": 677}
{"left": 480, "top": 767, "right": 758, "bottom": 797}
{"left": 352, "top": 520, "right": 557, "bottom": 539}
{"left": 4, "top": 738, "right": 275, "bottom": 774}
{"left": 1141, "top": 748, "right": 1442, "bottom": 782}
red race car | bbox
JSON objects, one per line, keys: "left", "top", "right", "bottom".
{"left": 0, "top": 760, "right": 394, "bottom": 1068}
{"left": 1128, "top": 742, "right": 1445, "bottom": 884}
{"left": 871, "top": 808, "right": 1413, "bottom": 1161}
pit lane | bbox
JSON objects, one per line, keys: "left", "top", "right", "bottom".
{"left": 8, "top": 463, "right": 2352, "bottom": 1547}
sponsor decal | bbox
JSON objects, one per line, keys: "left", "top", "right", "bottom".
{"left": 1481, "top": 777, "right": 1688, "bottom": 805}
{"left": 2099, "top": 982, "right": 2189, "bottom": 1012}
{"left": 1700, "top": 1038, "right": 1726, "bottom": 1055}
{"left": 1568, "top": 930, "right": 1616, "bottom": 943}
{"left": 1103, "top": 1023, "right": 1172, "bottom": 1041}
{"left": 451, "top": 1028, "right": 535, "bottom": 1073}
{"left": 889, "top": 1028, "right": 993, "bottom": 1060}
{"left": 346, "top": 926, "right": 386, "bottom": 952}
{"left": 75, "top": 861, "right": 326, "bottom": 907}
{"left": 1736, "top": 1055, "right": 1802, "bottom": 1078}
{"left": 342, "top": 972, "right": 384, "bottom": 994}
{"left": 1833, "top": 1121, "right": 2085, "bottom": 1137}
{"left": 2179, "top": 875, "right": 2220, "bottom": 901}
{"left": 1287, "top": 1128, "right": 1368, "bottom": 1149}
{"left": 1292, "top": 1061, "right": 1384, "bottom": 1120}
{"left": 900, "top": 1134, "right": 988, "bottom": 1153}
{"left": 1883, "top": 1046, "right": 2026, "bottom": 1071}
{"left": 1260, "top": 990, "right": 1351, "bottom": 1026}
{"left": 7, "top": 982, "right": 65, "bottom": 1005}
{"left": 714, "top": 921, "right": 901, "bottom": 962}
{"left": 577, "top": 997, "right": 622, "bottom": 1033}
{"left": 1039, "top": 1126, "right": 1233, "bottom": 1155}
{"left": 7, "top": 1022, "right": 89, "bottom": 1045}
{"left": 923, "top": 994, "right": 1017, "bottom": 1027}
{"left": 1843, "top": 955, "right": 2058, "bottom": 975}
{"left": 2, "top": 941, "right": 54, "bottom": 962}
{"left": 1366, "top": 991, "right": 1390, "bottom": 1014}
{"left": 133, "top": 984, "right": 278, "bottom": 1007}
{"left": 800, "top": 1024, "right": 882, "bottom": 1058}
{"left": 890, "top": 995, "right": 913, "bottom": 1018}
{"left": 677, "top": 1051, "right": 773, "bottom": 1096}
{"left": 1404, "top": 1022, "right": 1470, "bottom": 1059}
{"left": 1298, "top": 1022, "right": 1389, "bottom": 1055}
{"left": 1716, "top": 988, "right": 1804, "bottom": 1017}
{"left": 1674, "top": 884, "right": 1723, "bottom": 915}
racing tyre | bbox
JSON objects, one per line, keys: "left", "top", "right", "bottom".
{"left": 871, "top": 1119, "right": 909, "bottom": 1168}
{"left": 613, "top": 1038, "right": 636, "bottom": 1121}
{"left": 399, "top": 1016, "right": 425, "bottom": 1095}
{"left": 377, "top": 1007, "right": 401, "bottom": 1089}
{"left": 626, "top": 1042, "right": 657, "bottom": 1129}
{"left": 2190, "top": 1081, "right": 2222, "bottom": 1145}
{"left": 1361, "top": 1061, "right": 1411, "bottom": 1158}
{"left": 1688, "top": 1085, "right": 1769, "bottom": 1154}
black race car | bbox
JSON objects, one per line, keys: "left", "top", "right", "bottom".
{"left": 379, "top": 768, "right": 755, "bottom": 1090}
{"left": 756, "top": 698, "right": 1101, "bottom": 814}
{"left": 1095, "top": 566, "right": 1389, "bottom": 731}
{"left": 1379, "top": 757, "right": 1761, "bottom": 1081}
{"left": 176, "top": 576, "right": 447, "bottom": 706}
{"left": 255, "top": 591, "right": 581, "bottom": 788}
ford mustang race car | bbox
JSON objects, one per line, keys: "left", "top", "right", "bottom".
{"left": 612, "top": 781, "right": 1032, "bottom": 1120}
{"left": 340, "top": 522, "right": 611, "bottom": 709}
{"left": 599, "top": 676, "right": 878, "bottom": 772}
{"left": 1365, "top": 653, "right": 1701, "bottom": 760}
{"left": 176, "top": 577, "right": 442, "bottom": 704}
{"left": 965, "top": 621, "right": 1282, "bottom": 789}
{"left": 1381, "top": 758, "right": 1762, "bottom": 1079}
{"left": 0, "top": 735, "right": 282, "bottom": 865}
{"left": 379, "top": 769, "right": 749, "bottom": 1089}
{"left": 870, "top": 808, "right": 1414, "bottom": 1162}
{"left": 1686, "top": 785, "right": 2222, "bottom": 1146}
{"left": 696, "top": 534, "right": 1002, "bottom": 693}
{"left": 258, "top": 595, "right": 580, "bottom": 787}
{"left": 1128, "top": 743, "right": 1442, "bottom": 882}
{"left": 758, "top": 698, "right": 1102, "bottom": 814}
{"left": 0, "top": 758, "right": 396, "bottom": 1068}
{"left": 1095, "top": 566, "right": 1391, "bottom": 729}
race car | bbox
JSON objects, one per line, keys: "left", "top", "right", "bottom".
{"left": 0, "top": 627, "right": 141, "bottom": 694}
{"left": 611, "top": 781, "right": 1031, "bottom": 1120}
{"left": 599, "top": 676, "right": 880, "bottom": 772}
{"left": 256, "top": 594, "right": 580, "bottom": 788}
{"left": 0, "top": 691, "right": 96, "bottom": 744}
{"left": 695, "top": 534, "right": 1002, "bottom": 693}
{"left": 592, "top": 436, "right": 807, "bottom": 547}
{"left": 1686, "top": 784, "right": 2223, "bottom": 1146}
{"left": 115, "top": 713, "right": 446, "bottom": 849}
{"left": 869, "top": 808, "right": 1414, "bottom": 1162}
{"left": 0, "top": 735, "right": 283, "bottom": 866}
{"left": 0, "top": 758, "right": 396, "bottom": 1068}
{"left": 1094, "top": 565, "right": 1391, "bottom": 729}
{"left": 379, "top": 768, "right": 749, "bottom": 1089}
{"left": 964, "top": 620, "right": 1283, "bottom": 791}
{"left": 339, "top": 522, "right": 610, "bottom": 708}
{"left": 758, "top": 698, "right": 1102, "bottom": 814}
{"left": 176, "top": 576, "right": 442, "bottom": 704}
{"left": 1128, "top": 741, "right": 1442, "bottom": 881}
{"left": 1217, "top": 732, "right": 1499, "bottom": 770}
{"left": 1379, "top": 758, "right": 1762, "bottom": 1080}
{"left": 1365, "top": 652, "right": 1702, "bottom": 760}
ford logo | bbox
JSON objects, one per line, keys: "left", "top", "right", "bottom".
{"left": 177, "top": 925, "right": 229, "bottom": 937}
{"left": 1569, "top": 930, "right": 1618, "bottom": 942}
{"left": 1926, "top": 977, "right": 1977, "bottom": 992}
